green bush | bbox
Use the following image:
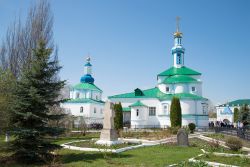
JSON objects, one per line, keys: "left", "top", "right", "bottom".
{"left": 188, "top": 123, "right": 196, "bottom": 133}
{"left": 114, "top": 102, "right": 123, "bottom": 131}
{"left": 170, "top": 97, "right": 182, "bottom": 127}
{"left": 225, "top": 137, "right": 243, "bottom": 151}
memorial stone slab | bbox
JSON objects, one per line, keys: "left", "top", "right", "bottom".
{"left": 177, "top": 128, "right": 189, "bottom": 146}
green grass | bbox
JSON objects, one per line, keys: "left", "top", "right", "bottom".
{"left": 1, "top": 133, "right": 248, "bottom": 167}
{"left": 196, "top": 154, "right": 250, "bottom": 167}
{"left": 51, "top": 132, "right": 100, "bottom": 145}
{"left": 57, "top": 145, "right": 201, "bottom": 167}
{"left": 0, "top": 134, "right": 201, "bottom": 167}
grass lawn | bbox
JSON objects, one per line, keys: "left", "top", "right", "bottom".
{"left": 57, "top": 145, "right": 201, "bottom": 167}
{"left": 0, "top": 134, "right": 201, "bottom": 167}
{"left": 2, "top": 133, "right": 249, "bottom": 167}
{"left": 205, "top": 133, "right": 250, "bottom": 148}
{"left": 52, "top": 132, "right": 100, "bottom": 145}
{"left": 196, "top": 154, "right": 250, "bottom": 167}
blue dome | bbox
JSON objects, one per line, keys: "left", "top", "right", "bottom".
{"left": 80, "top": 74, "right": 94, "bottom": 84}
{"left": 84, "top": 62, "right": 92, "bottom": 67}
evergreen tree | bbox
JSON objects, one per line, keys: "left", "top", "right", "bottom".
{"left": 233, "top": 108, "right": 239, "bottom": 123}
{"left": 114, "top": 102, "right": 123, "bottom": 130}
{"left": 0, "top": 69, "right": 16, "bottom": 135}
{"left": 11, "top": 41, "right": 66, "bottom": 163}
{"left": 239, "top": 104, "right": 250, "bottom": 126}
{"left": 170, "top": 97, "right": 182, "bottom": 127}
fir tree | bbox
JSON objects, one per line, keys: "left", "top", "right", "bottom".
{"left": 233, "top": 108, "right": 239, "bottom": 123}
{"left": 11, "top": 41, "right": 66, "bottom": 163}
{"left": 239, "top": 104, "right": 250, "bottom": 126}
{"left": 114, "top": 102, "right": 123, "bottom": 130}
{"left": 0, "top": 69, "right": 16, "bottom": 137}
{"left": 170, "top": 97, "right": 182, "bottom": 127}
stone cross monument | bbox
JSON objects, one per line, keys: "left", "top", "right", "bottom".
{"left": 96, "top": 101, "right": 122, "bottom": 146}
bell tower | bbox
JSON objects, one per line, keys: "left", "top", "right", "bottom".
{"left": 171, "top": 17, "right": 185, "bottom": 68}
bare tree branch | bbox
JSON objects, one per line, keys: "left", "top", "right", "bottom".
{"left": 0, "top": 0, "right": 54, "bottom": 78}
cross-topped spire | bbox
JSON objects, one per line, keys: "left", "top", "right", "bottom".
{"left": 176, "top": 16, "right": 180, "bottom": 32}
{"left": 174, "top": 16, "right": 183, "bottom": 38}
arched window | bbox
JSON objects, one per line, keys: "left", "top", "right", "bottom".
{"left": 94, "top": 108, "right": 96, "bottom": 114}
{"left": 80, "top": 107, "right": 83, "bottom": 113}
{"left": 136, "top": 109, "right": 139, "bottom": 117}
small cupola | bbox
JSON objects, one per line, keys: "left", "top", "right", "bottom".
{"left": 80, "top": 57, "right": 95, "bottom": 84}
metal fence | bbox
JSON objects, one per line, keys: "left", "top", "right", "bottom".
{"left": 214, "top": 127, "right": 250, "bottom": 141}
{"left": 130, "top": 125, "right": 169, "bottom": 129}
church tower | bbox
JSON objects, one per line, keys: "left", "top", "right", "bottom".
{"left": 80, "top": 57, "right": 95, "bottom": 84}
{"left": 171, "top": 17, "right": 185, "bottom": 68}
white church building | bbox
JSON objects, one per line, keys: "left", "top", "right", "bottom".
{"left": 109, "top": 25, "right": 209, "bottom": 128}
{"left": 216, "top": 99, "right": 250, "bottom": 123}
{"left": 61, "top": 57, "right": 105, "bottom": 126}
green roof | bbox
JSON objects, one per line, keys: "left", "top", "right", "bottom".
{"left": 73, "top": 83, "right": 102, "bottom": 92}
{"left": 219, "top": 99, "right": 250, "bottom": 107}
{"left": 158, "top": 66, "right": 201, "bottom": 77}
{"left": 109, "top": 87, "right": 206, "bottom": 100}
{"left": 129, "top": 101, "right": 147, "bottom": 107}
{"left": 163, "top": 75, "right": 198, "bottom": 84}
{"left": 64, "top": 98, "right": 105, "bottom": 104}
{"left": 122, "top": 107, "right": 131, "bottom": 112}
{"left": 109, "top": 87, "right": 165, "bottom": 99}
{"left": 159, "top": 93, "right": 205, "bottom": 101}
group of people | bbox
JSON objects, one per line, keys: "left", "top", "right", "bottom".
{"left": 208, "top": 121, "right": 235, "bottom": 128}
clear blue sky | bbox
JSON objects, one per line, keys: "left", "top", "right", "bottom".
{"left": 0, "top": 0, "right": 250, "bottom": 104}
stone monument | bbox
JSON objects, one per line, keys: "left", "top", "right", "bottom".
{"left": 96, "top": 101, "right": 122, "bottom": 146}
{"left": 177, "top": 128, "right": 189, "bottom": 146}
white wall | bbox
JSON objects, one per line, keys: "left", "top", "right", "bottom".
{"left": 216, "top": 106, "right": 235, "bottom": 123}
{"left": 61, "top": 102, "right": 104, "bottom": 124}
{"left": 110, "top": 97, "right": 209, "bottom": 128}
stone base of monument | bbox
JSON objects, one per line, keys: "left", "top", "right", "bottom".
{"left": 95, "top": 139, "right": 123, "bottom": 146}
{"left": 95, "top": 129, "right": 123, "bottom": 146}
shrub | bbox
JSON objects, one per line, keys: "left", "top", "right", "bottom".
{"left": 90, "top": 123, "right": 103, "bottom": 130}
{"left": 225, "top": 137, "right": 243, "bottom": 151}
{"left": 207, "top": 139, "right": 220, "bottom": 151}
{"left": 188, "top": 123, "right": 196, "bottom": 133}
{"left": 114, "top": 102, "right": 123, "bottom": 130}
{"left": 170, "top": 97, "right": 182, "bottom": 127}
